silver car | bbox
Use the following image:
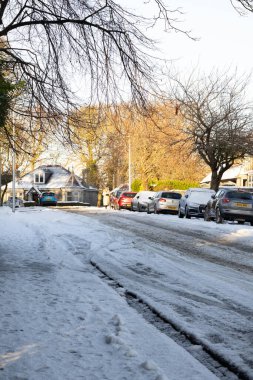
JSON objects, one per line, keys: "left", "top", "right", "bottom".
{"left": 178, "top": 188, "right": 215, "bottom": 219}
{"left": 146, "top": 191, "right": 182, "bottom": 214}
{"left": 131, "top": 191, "right": 155, "bottom": 212}
{"left": 204, "top": 189, "right": 253, "bottom": 225}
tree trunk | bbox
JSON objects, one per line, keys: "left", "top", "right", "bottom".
{"left": 1, "top": 183, "right": 7, "bottom": 205}
{"left": 210, "top": 170, "right": 223, "bottom": 192}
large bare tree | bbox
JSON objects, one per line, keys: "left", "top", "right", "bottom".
{"left": 0, "top": 0, "right": 189, "bottom": 146}
{"left": 231, "top": 0, "right": 253, "bottom": 13}
{"left": 173, "top": 71, "right": 253, "bottom": 191}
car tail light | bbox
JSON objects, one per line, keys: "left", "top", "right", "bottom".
{"left": 159, "top": 198, "right": 167, "bottom": 203}
{"left": 222, "top": 198, "right": 230, "bottom": 204}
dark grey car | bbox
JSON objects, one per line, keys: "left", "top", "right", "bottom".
{"left": 204, "top": 189, "right": 253, "bottom": 225}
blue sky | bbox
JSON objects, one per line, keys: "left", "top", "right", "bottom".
{"left": 73, "top": 1, "right": 253, "bottom": 103}
{"left": 121, "top": 0, "right": 253, "bottom": 93}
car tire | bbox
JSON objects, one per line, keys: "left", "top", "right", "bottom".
{"left": 204, "top": 208, "right": 211, "bottom": 221}
{"left": 250, "top": 221, "right": 253, "bottom": 226}
{"left": 185, "top": 207, "right": 191, "bottom": 219}
{"left": 154, "top": 206, "right": 159, "bottom": 215}
{"left": 147, "top": 205, "right": 151, "bottom": 214}
{"left": 237, "top": 221, "right": 244, "bottom": 225}
{"left": 137, "top": 204, "right": 141, "bottom": 212}
{"left": 215, "top": 208, "right": 223, "bottom": 224}
{"left": 178, "top": 207, "right": 184, "bottom": 218}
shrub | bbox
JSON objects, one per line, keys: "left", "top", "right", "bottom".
{"left": 149, "top": 179, "right": 199, "bottom": 191}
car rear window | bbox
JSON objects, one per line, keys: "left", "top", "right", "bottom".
{"left": 122, "top": 193, "right": 136, "bottom": 198}
{"left": 226, "top": 191, "right": 253, "bottom": 200}
{"left": 42, "top": 192, "right": 55, "bottom": 196}
{"left": 161, "top": 192, "right": 181, "bottom": 199}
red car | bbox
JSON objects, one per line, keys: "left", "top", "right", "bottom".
{"left": 117, "top": 192, "right": 137, "bottom": 210}
{"left": 110, "top": 190, "right": 123, "bottom": 209}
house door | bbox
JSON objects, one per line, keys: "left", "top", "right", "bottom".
{"left": 32, "top": 193, "right": 40, "bottom": 204}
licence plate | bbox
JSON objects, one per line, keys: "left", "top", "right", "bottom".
{"left": 166, "top": 205, "right": 177, "bottom": 210}
{"left": 234, "top": 202, "right": 249, "bottom": 208}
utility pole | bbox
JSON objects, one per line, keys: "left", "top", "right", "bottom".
{"left": 12, "top": 114, "right": 16, "bottom": 213}
{"left": 0, "top": 145, "right": 2, "bottom": 206}
{"left": 128, "top": 136, "right": 131, "bottom": 191}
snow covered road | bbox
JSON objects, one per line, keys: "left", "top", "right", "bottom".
{"left": 66, "top": 207, "right": 253, "bottom": 379}
{"left": 0, "top": 206, "right": 252, "bottom": 380}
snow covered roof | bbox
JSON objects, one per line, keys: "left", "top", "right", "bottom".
{"left": 201, "top": 165, "right": 244, "bottom": 184}
{"left": 6, "top": 165, "right": 88, "bottom": 190}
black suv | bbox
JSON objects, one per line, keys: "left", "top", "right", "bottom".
{"left": 204, "top": 189, "right": 253, "bottom": 225}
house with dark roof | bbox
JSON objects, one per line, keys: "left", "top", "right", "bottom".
{"left": 4, "top": 165, "right": 98, "bottom": 206}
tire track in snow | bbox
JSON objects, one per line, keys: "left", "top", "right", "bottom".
{"left": 90, "top": 260, "right": 250, "bottom": 380}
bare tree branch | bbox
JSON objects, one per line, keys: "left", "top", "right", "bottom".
{"left": 0, "top": 0, "right": 191, "bottom": 148}
{"left": 172, "top": 71, "right": 253, "bottom": 191}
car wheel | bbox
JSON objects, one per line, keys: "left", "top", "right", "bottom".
{"left": 215, "top": 208, "right": 223, "bottom": 224}
{"left": 237, "top": 221, "right": 244, "bottom": 225}
{"left": 154, "top": 206, "right": 159, "bottom": 214}
{"left": 147, "top": 205, "right": 151, "bottom": 214}
{"left": 178, "top": 207, "right": 184, "bottom": 218}
{"left": 185, "top": 207, "right": 191, "bottom": 219}
{"left": 137, "top": 203, "right": 141, "bottom": 212}
{"left": 250, "top": 221, "right": 253, "bottom": 226}
{"left": 204, "top": 207, "right": 211, "bottom": 221}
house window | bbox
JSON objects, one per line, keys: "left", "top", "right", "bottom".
{"left": 34, "top": 172, "right": 44, "bottom": 184}
{"left": 248, "top": 175, "right": 253, "bottom": 187}
{"left": 73, "top": 192, "right": 79, "bottom": 202}
{"left": 66, "top": 192, "right": 73, "bottom": 201}
{"left": 66, "top": 192, "right": 79, "bottom": 202}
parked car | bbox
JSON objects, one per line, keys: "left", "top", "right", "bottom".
{"left": 131, "top": 191, "right": 155, "bottom": 212}
{"left": 40, "top": 192, "right": 57, "bottom": 206}
{"left": 204, "top": 188, "right": 253, "bottom": 225}
{"left": 178, "top": 188, "right": 215, "bottom": 219}
{"left": 110, "top": 189, "right": 123, "bottom": 209}
{"left": 117, "top": 191, "right": 137, "bottom": 210}
{"left": 146, "top": 191, "right": 182, "bottom": 214}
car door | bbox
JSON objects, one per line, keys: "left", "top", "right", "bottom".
{"left": 212, "top": 190, "right": 225, "bottom": 214}
{"left": 179, "top": 190, "right": 189, "bottom": 213}
{"left": 132, "top": 192, "right": 140, "bottom": 210}
{"left": 149, "top": 192, "right": 158, "bottom": 212}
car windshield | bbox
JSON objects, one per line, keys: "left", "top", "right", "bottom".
{"left": 227, "top": 191, "right": 253, "bottom": 200}
{"left": 161, "top": 192, "right": 181, "bottom": 199}
{"left": 122, "top": 193, "right": 136, "bottom": 198}
{"left": 139, "top": 192, "right": 154, "bottom": 199}
{"left": 189, "top": 191, "right": 214, "bottom": 203}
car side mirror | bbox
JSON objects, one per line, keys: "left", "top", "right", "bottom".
{"left": 185, "top": 194, "right": 188, "bottom": 198}
{"left": 211, "top": 194, "right": 216, "bottom": 199}
{"left": 136, "top": 196, "right": 139, "bottom": 199}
